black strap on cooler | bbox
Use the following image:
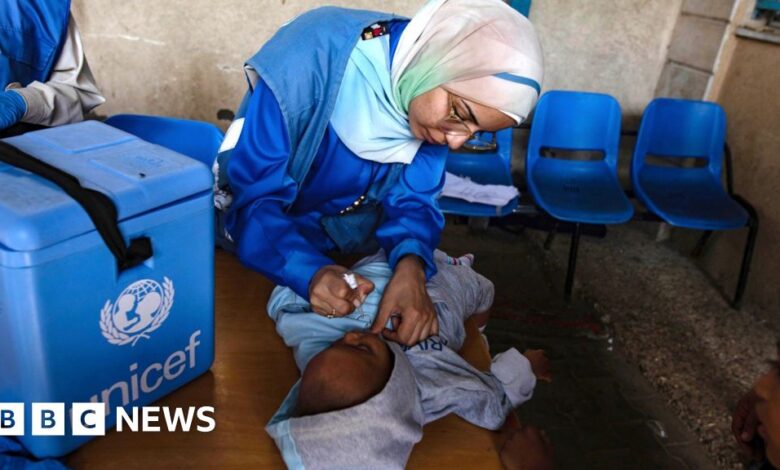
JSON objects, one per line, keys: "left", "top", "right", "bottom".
{"left": 0, "top": 140, "right": 152, "bottom": 271}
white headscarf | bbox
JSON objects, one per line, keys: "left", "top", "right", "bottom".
{"left": 330, "top": 0, "right": 544, "bottom": 164}
{"left": 393, "top": 0, "right": 544, "bottom": 122}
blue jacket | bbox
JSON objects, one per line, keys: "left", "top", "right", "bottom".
{"left": 0, "top": 0, "right": 71, "bottom": 88}
{"left": 227, "top": 8, "right": 448, "bottom": 299}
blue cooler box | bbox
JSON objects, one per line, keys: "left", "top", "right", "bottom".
{"left": 0, "top": 121, "right": 215, "bottom": 457}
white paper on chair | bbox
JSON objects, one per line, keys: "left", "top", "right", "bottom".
{"left": 440, "top": 172, "right": 519, "bottom": 207}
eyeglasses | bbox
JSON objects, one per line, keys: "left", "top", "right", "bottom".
{"left": 438, "top": 95, "right": 473, "bottom": 138}
{"left": 438, "top": 95, "right": 498, "bottom": 153}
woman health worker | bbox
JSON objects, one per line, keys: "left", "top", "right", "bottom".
{"left": 0, "top": 1, "right": 104, "bottom": 133}
{"left": 220, "top": 0, "right": 543, "bottom": 346}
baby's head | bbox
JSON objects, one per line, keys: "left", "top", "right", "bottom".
{"left": 268, "top": 332, "right": 423, "bottom": 470}
{"left": 296, "top": 331, "right": 393, "bottom": 416}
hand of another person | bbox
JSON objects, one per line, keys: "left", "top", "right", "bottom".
{"left": 500, "top": 425, "right": 555, "bottom": 470}
{"left": 371, "top": 255, "right": 438, "bottom": 346}
{"left": 0, "top": 91, "right": 26, "bottom": 131}
{"left": 309, "top": 265, "right": 374, "bottom": 318}
{"left": 732, "top": 389, "right": 764, "bottom": 460}
{"left": 524, "top": 349, "right": 552, "bottom": 383}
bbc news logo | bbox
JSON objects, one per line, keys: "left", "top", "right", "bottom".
{"left": 1, "top": 325, "right": 213, "bottom": 437}
{"left": 0, "top": 404, "right": 215, "bottom": 436}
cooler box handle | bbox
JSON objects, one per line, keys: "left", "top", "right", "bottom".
{"left": 0, "top": 140, "right": 152, "bottom": 271}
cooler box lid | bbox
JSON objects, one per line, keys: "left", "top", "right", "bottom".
{"left": 0, "top": 121, "right": 213, "bottom": 252}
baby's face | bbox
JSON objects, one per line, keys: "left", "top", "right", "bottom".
{"left": 313, "top": 331, "right": 392, "bottom": 386}
{"left": 297, "top": 331, "right": 392, "bottom": 415}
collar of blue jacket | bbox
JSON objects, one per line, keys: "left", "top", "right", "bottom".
{"left": 245, "top": 7, "right": 404, "bottom": 190}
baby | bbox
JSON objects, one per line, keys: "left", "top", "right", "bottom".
{"left": 266, "top": 250, "right": 549, "bottom": 469}
{"left": 295, "top": 330, "right": 392, "bottom": 416}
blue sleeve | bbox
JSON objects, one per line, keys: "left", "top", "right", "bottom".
{"left": 376, "top": 143, "right": 448, "bottom": 279}
{"left": 227, "top": 79, "right": 333, "bottom": 299}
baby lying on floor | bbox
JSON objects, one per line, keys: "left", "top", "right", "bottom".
{"left": 265, "top": 250, "right": 549, "bottom": 469}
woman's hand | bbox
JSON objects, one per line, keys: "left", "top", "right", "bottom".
{"left": 309, "top": 265, "right": 374, "bottom": 317}
{"left": 371, "top": 255, "right": 438, "bottom": 346}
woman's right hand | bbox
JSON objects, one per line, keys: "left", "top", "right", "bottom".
{"left": 309, "top": 265, "right": 374, "bottom": 317}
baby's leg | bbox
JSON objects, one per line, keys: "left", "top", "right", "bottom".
{"left": 499, "top": 426, "right": 554, "bottom": 470}
{"left": 429, "top": 250, "right": 495, "bottom": 349}
{"left": 472, "top": 309, "right": 491, "bottom": 330}
{"left": 473, "top": 308, "right": 491, "bottom": 349}
{"left": 445, "top": 253, "right": 475, "bottom": 267}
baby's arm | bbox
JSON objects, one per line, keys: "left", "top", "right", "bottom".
{"left": 406, "top": 342, "right": 537, "bottom": 430}
{"left": 490, "top": 349, "right": 545, "bottom": 407}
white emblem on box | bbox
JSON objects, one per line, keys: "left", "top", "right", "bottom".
{"left": 100, "top": 278, "right": 175, "bottom": 346}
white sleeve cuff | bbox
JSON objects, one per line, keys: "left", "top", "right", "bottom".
{"left": 490, "top": 348, "right": 536, "bottom": 407}
{"left": 13, "top": 86, "right": 48, "bottom": 123}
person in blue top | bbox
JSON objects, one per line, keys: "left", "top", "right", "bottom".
{"left": 0, "top": 3, "right": 105, "bottom": 468}
{"left": 0, "top": 1, "right": 104, "bottom": 134}
{"left": 218, "top": 0, "right": 544, "bottom": 346}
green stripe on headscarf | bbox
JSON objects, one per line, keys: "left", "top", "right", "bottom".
{"left": 393, "top": 60, "right": 446, "bottom": 114}
{"left": 390, "top": 0, "right": 544, "bottom": 120}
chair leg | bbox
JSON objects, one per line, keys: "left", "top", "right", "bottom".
{"left": 692, "top": 230, "right": 713, "bottom": 258}
{"left": 544, "top": 221, "right": 558, "bottom": 250}
{"left": 564, "top": 223, "right": 581, "bottom": 302}
{"left": 732, "top": 216, "right": 759, "bottom": 310}
{"left": 467, "top": 216, "right": 490, "bottom": 233}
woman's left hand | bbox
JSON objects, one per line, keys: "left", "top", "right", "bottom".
{"left": 371, "top": 255, "right": 438, "bottom": 346}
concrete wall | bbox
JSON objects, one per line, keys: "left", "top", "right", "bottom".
{"left": 703, "top": 37, "right": 780, "bottom": 312}
{"left": 71, "top": 0, "right": 683, "bottom": 128}
{"left": 70, "top": 0, "right": 422, "bottom": 127}
{"left": 531, "top": 0, "right": 682, "bottom": 122}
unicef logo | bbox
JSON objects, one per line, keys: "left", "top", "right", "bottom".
{"left": 100, "top": 278, "right": 175, "bottom": 346}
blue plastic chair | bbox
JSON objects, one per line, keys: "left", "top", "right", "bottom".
{"left": 632, "top": 98, "right": 757, "bottom": 308}
{"left": 526, "top": 90, "right": 634, "bottom": 300}
{"left": 438, "top": 128, "right": 519, "bottom": 218}
{"left": 104, "top": 114, "right": 224, "bottom": 167}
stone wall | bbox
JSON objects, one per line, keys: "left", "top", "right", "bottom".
{"left": 655, "top": 0, "right": 738, "bottom": 100}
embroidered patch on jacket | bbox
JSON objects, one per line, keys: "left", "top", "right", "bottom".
{"left": 362, "top": 22, "right": 388, "bottom": 40}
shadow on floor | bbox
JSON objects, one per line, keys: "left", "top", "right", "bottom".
{"left": 440, "top": 222, "right": 721, "bottom": 469}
